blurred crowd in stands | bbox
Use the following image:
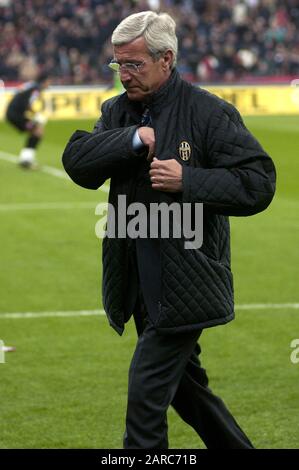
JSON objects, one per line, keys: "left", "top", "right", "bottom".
{"left": 1, "top": 0, "right": 299, "bottom": 85}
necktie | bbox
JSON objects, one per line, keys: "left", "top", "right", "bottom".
{"left": 140, "top": 107, "right": 152, "bottom": 127}
{"left": 140, "top": 107, "right": 154, "bottom": 163}
{"left": 135, "top": 107, "right": 153, "bottom": 186}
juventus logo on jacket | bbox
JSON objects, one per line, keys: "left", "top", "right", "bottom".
{"left": 179, "top": 141, "right": 191, "bottom": 161}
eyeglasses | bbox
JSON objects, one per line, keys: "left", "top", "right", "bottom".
{"left": 108, "top": 60, "right": 146, "bottom": 74}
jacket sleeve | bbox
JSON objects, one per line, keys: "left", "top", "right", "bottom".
{"left": 62, "top": 100, "right": 142, "bottom": 190}
{"left": 182, "top": 102, "right": 276, "bottom": 216}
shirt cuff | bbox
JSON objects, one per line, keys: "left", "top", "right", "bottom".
{"left": 132, "top": 129, "right": 145, "bottom": 150}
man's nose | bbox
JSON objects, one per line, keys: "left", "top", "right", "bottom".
{"left": 119, "top": 68, "right": 132, "bottom": 81}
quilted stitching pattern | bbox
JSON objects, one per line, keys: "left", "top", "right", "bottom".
{"left": 102, "top": 236, "right": 126, "bottom": 334}
{"left": 62, "top": 71, "right": 276, "bottom": 335}
{"left": 153, "top": 237, "right": 233, "bottom": 330}
{"left": 182, "top": 101, "right": 276, "bottom": 216}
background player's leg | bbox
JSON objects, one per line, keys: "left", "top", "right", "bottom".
{"left": 19, "top": 124, "right": 44, "bottom": 169}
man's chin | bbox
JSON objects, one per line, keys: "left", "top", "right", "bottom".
{"left": 126, "top": 88, "right": 147, "bottom": 101}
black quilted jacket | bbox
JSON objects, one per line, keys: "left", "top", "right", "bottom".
{"left": 62, "top": 70, "right": 276, "bottom": 335}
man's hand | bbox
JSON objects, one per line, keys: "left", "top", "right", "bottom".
{"left": 149, "top": 158, "right": 183, "bottom": 192}
{"left": 137, "top": 127, "right": 155, "bottom": 161}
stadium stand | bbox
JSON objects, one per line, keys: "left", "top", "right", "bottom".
{"left": 0, "top": 0, "right": 299, "bottom": 85}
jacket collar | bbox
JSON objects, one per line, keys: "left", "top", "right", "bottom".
{"left": 122, "top": 69, "right": 182, "bottom": 121}
{"left": 145, "top": 68, "right": 181, "bottom": 112}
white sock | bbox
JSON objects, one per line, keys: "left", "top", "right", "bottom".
{"left": 19, "top": 148, "right": 36, "bottom": 165}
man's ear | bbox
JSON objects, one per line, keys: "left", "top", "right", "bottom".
{"left": 162, "top": 50, "right": 174, "bottom": 71}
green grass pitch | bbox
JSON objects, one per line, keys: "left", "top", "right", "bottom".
{"left": 0, "top": 115, "right": 298, "bottom": 448}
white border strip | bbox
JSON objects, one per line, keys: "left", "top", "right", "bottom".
{"left": 0, "top": 303, "right": 298, "bottom": 320}
{"left": 0, "top": 150, "right": 109, "bottom": 193}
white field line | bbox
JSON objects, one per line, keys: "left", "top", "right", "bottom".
{"left": 0, "top": 201, "right": 100, "bottom": 211}
{"left": 0, "top": 303, "right": 299, "bottom": 320}
{"left": 0, "top": 309, "right": 105, "bottom": 319}
{"left": 0, "top": 150, "right": 110, "bottom": 193}
{"left": 236, "top": 303, "right": 299, "bottom": 310}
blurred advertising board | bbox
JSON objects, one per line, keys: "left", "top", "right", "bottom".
{"left": 1, "top": 83, "right": 299, "bottom": 120}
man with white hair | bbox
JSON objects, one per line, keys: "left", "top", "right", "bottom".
{"left": 63, "top": 11, "right": 276, "bottom": 449}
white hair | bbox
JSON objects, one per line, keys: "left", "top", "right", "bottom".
{"left": 111, "top": 11, "right": 178, "bottom": 68}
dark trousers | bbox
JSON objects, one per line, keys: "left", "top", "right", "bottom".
{"left": 123, "top": 303, "right": 254, "bottom": 449}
